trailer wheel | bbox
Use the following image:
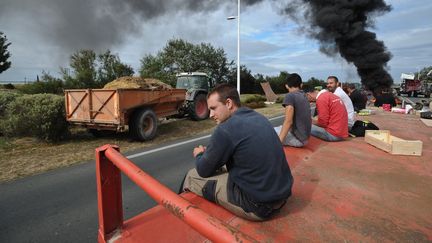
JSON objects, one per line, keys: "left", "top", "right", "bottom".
{"left": 130, "top": 108, "right": 157, "bottom": 141}
{"left": 189, "top": 94, "right": 209, "bottom": 121}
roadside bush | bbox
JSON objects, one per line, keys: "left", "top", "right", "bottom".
{"left": 17, "top": 79, "right": 64, "bottom": 95}
{"left": 0, "top": 91, "right": 22, "bottom": 117}
{"left": 1, "top": 94, "right": 69, "bottom": 142}
{"left": 240, "top": 94, "right": 266, "bottom": 109}
{"left": 2, "top": 83, "right": 15, "bottom": 89}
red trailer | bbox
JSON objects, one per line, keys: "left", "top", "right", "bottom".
{"left": 65, "top": 88, "right": 186, "bottom": 141}
{"left": 399, "top": 73, "right": 430, "bottom": 97}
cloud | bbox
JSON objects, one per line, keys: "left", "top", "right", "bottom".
{"left": 0, "top": 0, "right": 431, "bottom": 86}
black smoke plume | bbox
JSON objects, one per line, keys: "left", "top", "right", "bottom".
{"left": 0, "top": 0, "right": 260, "bottom": 56}
{"left": 283, "top": 0, "right": 393, "bottom": 92}
{"left": 1, "top": 0, "right": 394, "bottom": 91}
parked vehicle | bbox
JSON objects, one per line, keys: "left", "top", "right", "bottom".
{"left": 65, "top": 73, "right": 215, "bottom": 140}
{"left": 398, "top": 73, "right": 430, "bottom": 98}
{"left": 175, "top": 72, "right": 212, "bottom": 120}
{"left": 64, "top": 88, "right": 186, "bottom": 141}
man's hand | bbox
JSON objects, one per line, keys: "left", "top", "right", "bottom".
{"left": 193, "top": 145, "right": 206, "bottom": 158}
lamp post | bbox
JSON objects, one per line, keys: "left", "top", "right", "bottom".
{"left": 227, "top": 0, "right": 240, "bottom": 94}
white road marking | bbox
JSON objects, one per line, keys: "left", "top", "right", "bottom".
{"left": 126, "top": 115, "right": 285, "bottom": 159}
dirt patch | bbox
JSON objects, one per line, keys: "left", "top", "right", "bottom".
{"left": 0, "top": 104, "right": 284, "bottom": 182}
{"left": 103, "top": 76, "right": 172, "bottom": 90}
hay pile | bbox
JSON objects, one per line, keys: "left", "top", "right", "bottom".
{"left": 103, "top": 76, "right": 172, "bottom": 90}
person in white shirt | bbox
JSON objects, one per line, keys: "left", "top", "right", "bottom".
{"left": 326, "top": 76, "right": 355, "bottom": 129}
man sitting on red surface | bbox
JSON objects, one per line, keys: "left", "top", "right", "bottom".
{"left": 311, "top": 90, "right": 348, "bottom": 141}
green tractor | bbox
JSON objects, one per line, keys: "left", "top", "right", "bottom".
{"left": 176, "top": 72, "right": 212, "bottom": 121}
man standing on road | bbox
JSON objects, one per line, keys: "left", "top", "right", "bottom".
{"left": 274, "top": 73, "right": 311, "bottom": 147}
{"left": 182, "top": 84, "right": 293, "bottom": 221}
{"left": 326, "top": 76, "right": 355, "bottom": 129}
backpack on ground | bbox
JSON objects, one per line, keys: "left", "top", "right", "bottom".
{"left": 420, "top": 111, "right": 432, "bottom": 119}
{"left": 350, "top": 120, "right": 379, "bottom": 137}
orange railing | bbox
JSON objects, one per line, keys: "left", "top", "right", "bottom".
{"left": 95, "top": 144, "right": 257, "bottom": 243}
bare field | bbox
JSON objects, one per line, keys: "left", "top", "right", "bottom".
{"left": 0, "top": 104, "right": 283, "bottom": 182}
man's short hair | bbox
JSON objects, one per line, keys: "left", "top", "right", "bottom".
{"left": 208, "top": 83, "right": 241, "bottom": 107}
{"left": 286, "top": 73, "right": 302, "bottom": 88}
{"left": 327, "top": 76, "right": 339, "bottom": 83}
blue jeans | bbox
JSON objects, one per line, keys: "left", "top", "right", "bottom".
{"left": 274, "top": 126, "right": 307, "bottom": 147}
{"left": 311, "top": 125, "right": 344, "bottom": 142}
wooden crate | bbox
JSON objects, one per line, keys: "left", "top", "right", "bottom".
{"left": 365, "top": 130, "right": 423, "bottom": 156}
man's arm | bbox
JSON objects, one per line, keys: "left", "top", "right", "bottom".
{"left": 316, "top": 98, "right": 329, "bottom": 128}
{"left": 279, "top": 105, "right": 294, "bottom": 143}
{"left": 195, "top": 127, "right": 234, "bottom": 177}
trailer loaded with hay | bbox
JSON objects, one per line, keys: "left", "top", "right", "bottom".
{"left": 64, "top": 77, "right": 186, "bottom": 141}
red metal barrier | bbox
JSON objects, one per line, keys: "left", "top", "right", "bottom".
{"left": 95, "top": 144, "right": 258, "bottom": 243}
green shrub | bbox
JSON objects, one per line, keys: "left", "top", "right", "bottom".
{"left": 1, "top": 94, "right": 69, "bottom": 142}
{"left": 240, "top": 94, "right": 267, "bottom": 103}
{"left": 240, "top": 94, "right": 266, "bottom": 109}
{"left": 17, "top": 80, "right": 64, "bottom": 95}
{"left": 3, "top": 83, "right": 15, "bottom": 89}
{"left": 0, "top": 91, "right": 22, "bottom": 117}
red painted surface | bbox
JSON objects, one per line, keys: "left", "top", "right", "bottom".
{"left": 96, "top": 145, "right": 258, "bottom": 243}
{"left": 97, "top": 109, "right": 432, "bottom": 242}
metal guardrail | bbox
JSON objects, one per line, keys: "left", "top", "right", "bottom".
{"left": 95, "top": 144, "right": 258, "bottom": 243}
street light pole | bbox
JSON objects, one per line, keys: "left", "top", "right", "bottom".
{"left": 227, "top": 0, "right": 240, "bottom": 94}
{"left": 236, "top": 0, "right": 240, "bottom": 94}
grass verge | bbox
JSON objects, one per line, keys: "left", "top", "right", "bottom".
{"left": 0, "top": 103, "right": 283, "bottom": 182}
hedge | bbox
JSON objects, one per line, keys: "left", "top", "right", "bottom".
{"left": 240, "top": 94, "right": 267, "bottom": 109}
{"left": 0, "top": 91, "right": 22, "bottom": 117}
{"left": 1, "top": 94, "right": 69, "bottom": 142}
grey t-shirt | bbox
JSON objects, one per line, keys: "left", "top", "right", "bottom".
{"left": 282, "top": 91, "right": 311, "bottom": 142}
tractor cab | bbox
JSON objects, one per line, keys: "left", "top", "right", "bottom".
{"left": 176, "top": 72, "right": 210, "bottom": 92}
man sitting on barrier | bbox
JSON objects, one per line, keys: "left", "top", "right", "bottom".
{"left": 182, "top": 83, "right": 293, "bottom": 221}
{"left": 326, "top": 76, "right": 355, "bottom": 130}
{"left": 311, "top": 90, "right": 349, "bottom": 142}
{"left": 274, "top": 73, "right": 311, "bottom": 147}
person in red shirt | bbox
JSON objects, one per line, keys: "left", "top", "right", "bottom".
{"left": 311, "top": 90, "right": 348, "bottom": 141}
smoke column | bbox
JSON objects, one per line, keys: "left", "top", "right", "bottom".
{"left": 1, "top": 0, "right": 394, "bottom": 91}
{"left": 0, "top": 0, "right": 261, "bottom": 56}
{"left": 283, "top": 0, "right": 393, "bottom": 92}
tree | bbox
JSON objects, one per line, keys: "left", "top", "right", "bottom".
{"left": 62, "top": 49, "right": 134, "bottom": 89}
{"left": 227, "top": 65, "right": 261, "bottom": 94}
{"left": 139, "top": 39, "right": 233, "bottom": 86}
{"left": 302, "top": 77, "right": 326, "bottom": 92}
{"left": 265, "top": 71, "right": 290, "bottom": 94}
{"left": 97, "top": 50, "right": 134, "bottom": 87}
{"left": 140, "top": 54, "right": 174, "bottom": 85}
{"left": 415, "top": 66, "right": 432, "bottom": 83}
{"left": 62, "top": 50, "right": 97, "bottom": 89}
{"left": 0, "top": 32, "right": 12, "bottom": 73}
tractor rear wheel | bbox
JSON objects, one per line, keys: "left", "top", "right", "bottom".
{"left": 189, "top": 94, "right": 209, "bottom": 121}
{"left": 129, "top": 108, "right": 157, "bottom": 141}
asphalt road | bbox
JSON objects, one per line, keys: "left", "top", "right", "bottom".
{"left": 0, "top": 115, "right": 284, "bottom": 243}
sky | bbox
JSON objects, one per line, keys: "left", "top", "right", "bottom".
{"left": 0, "top": 0, "right": 431, "bottom": 84}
